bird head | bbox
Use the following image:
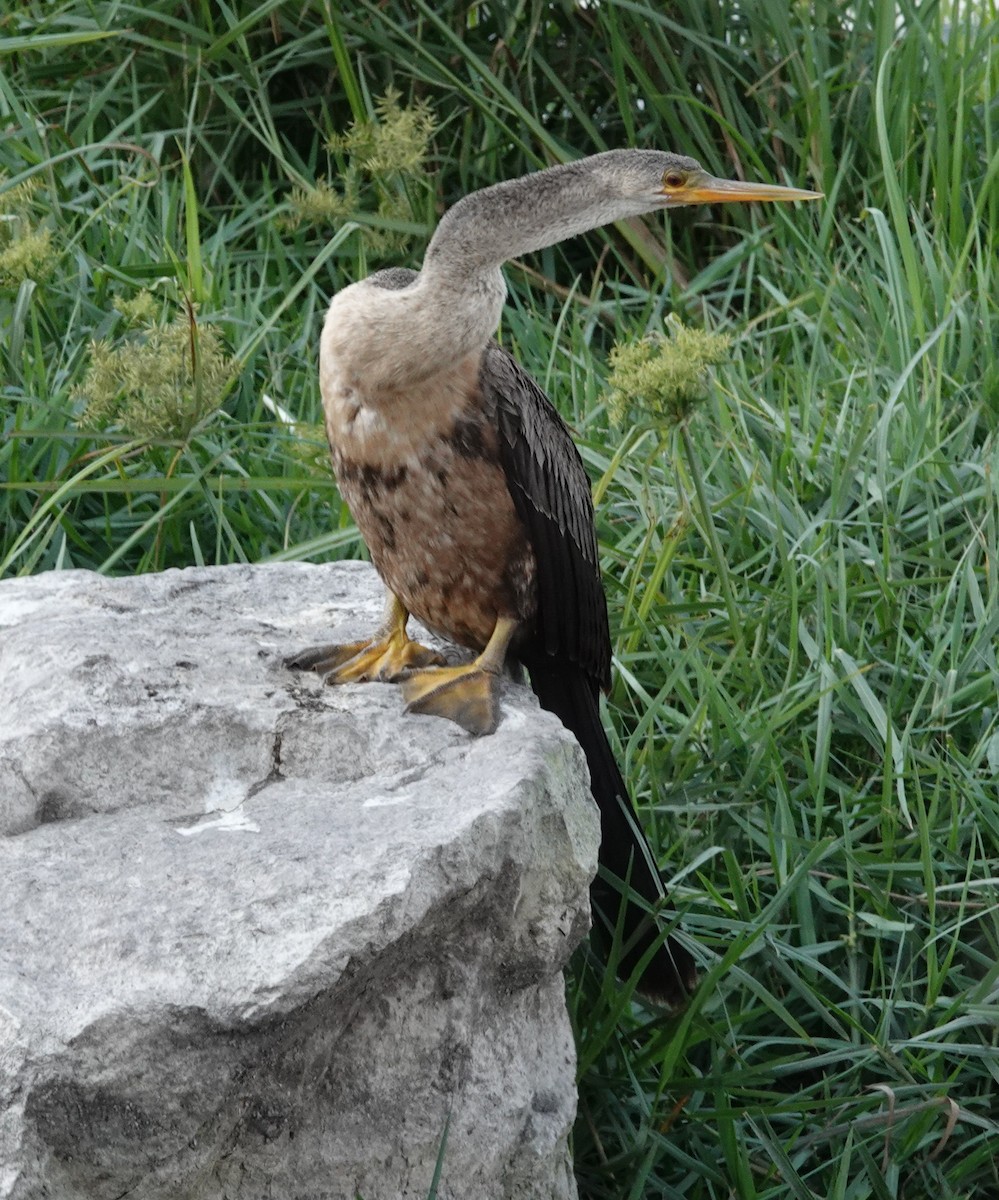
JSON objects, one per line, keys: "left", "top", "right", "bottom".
{"left": 592, "top": 149, "right": 822, "bottom": 212}
{"left": 658, "top": 159, "right": 823, "bottom": 208}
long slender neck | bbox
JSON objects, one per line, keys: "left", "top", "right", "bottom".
{"left": 335, "top": 153, "right": 654, "bottom": 389}
{"left": 422, "top": 153, "right": 634, "bottom": 284}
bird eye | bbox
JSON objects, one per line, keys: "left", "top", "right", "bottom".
{"left": 663, "top": 171, "right": 686, "bottom": 189}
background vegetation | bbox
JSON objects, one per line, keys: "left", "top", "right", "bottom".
{"left": 2, "top": 0, "right": 998, "bottom": 1196}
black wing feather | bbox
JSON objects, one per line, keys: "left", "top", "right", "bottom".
{"left": 478, "top": 342, "right": 696, "bottom": 1005}
{"left": 480, "top": 342, "right": 611, "bottom": 690}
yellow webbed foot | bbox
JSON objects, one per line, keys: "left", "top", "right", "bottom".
{"left": 286, "top": 591, "right": 445, "bottom": 685}
{"left": 401, "top": 664, "right": 501, "bottom": 737}
{"left": 285, "top": 632, "right": 445, "bottom": 685}
{"left": 285, "top": 639, "right": 374, "bottom": 675}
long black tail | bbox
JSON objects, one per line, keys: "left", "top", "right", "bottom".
{"left": 521, "top": 651, "right": 697, "bottom": 1005}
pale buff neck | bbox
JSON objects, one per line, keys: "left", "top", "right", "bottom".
{"left": 325, "top": 151, "right": 677, "bottom": 391}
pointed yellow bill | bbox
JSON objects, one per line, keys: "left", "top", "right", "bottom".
{"left": 671, "top": 170, "right": 823, "bottom": 205}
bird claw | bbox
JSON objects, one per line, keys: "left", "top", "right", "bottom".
{"left": 285, "top": 635, "right": 445, "bottom": 684}
{"left": 401, "top": 665, "right": 501, "bottom": 736}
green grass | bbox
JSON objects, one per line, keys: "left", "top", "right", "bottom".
{"left": 2, "top": 1, "right": 998, "bottom": 1197}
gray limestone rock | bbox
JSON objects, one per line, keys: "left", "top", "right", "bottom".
{"left": 0, "top": 561, "right": 599, "bottom": 1200}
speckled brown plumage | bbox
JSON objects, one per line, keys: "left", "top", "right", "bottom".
{"left": 330, "top": 374, "right": 536, "bottom": 651}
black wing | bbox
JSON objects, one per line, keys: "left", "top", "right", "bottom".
{"left": 480, "top": 343, "right": 696, "bottom": 1003}
{"left": 479, "top": 342, "right": 611, "bottom": 691}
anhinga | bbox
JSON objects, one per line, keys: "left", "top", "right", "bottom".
{"left": 289, "top": 150, "right": 821, "bottom": 1004}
